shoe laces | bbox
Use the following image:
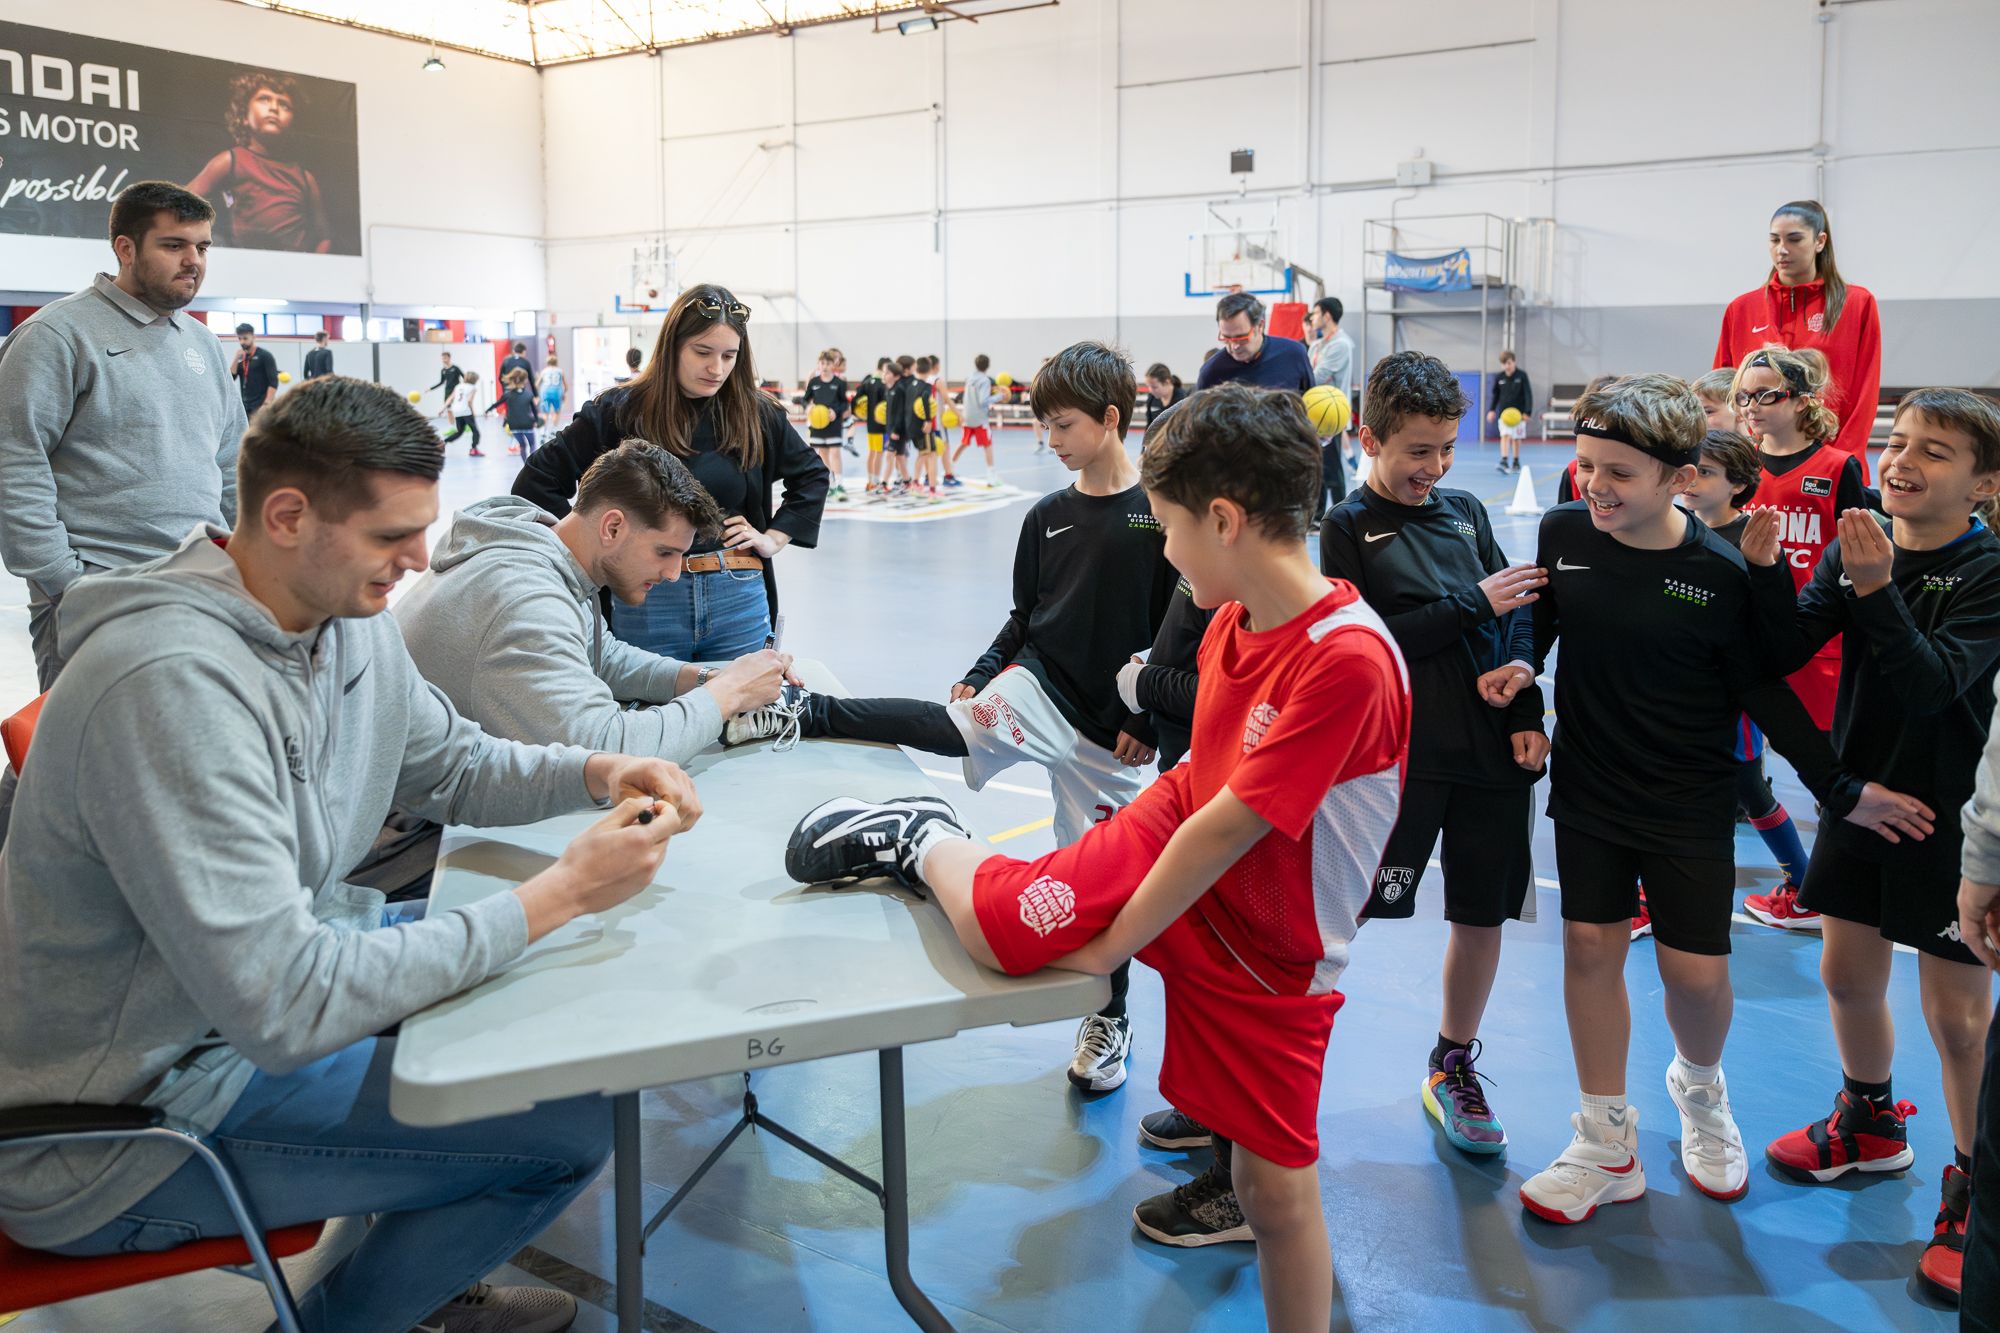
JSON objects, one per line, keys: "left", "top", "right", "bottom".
{"left": 1440, "top": 1039, "right": 1497, "bottom": 1118}
{"left": 1076, "top": 1013, "right": 1124, "bottom": 1061}
{"left": 746, "top": 689, "right": 808, "bottom": 751}
{"left": 1173, "top": 1165, "right": 1242, "bottom": 1224}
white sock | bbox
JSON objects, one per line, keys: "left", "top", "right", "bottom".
{"left": 1581, "top": 1091, "right": 1629, "bottom": 1133}
{"left": 1673, "top": 1053, "right": 1722, "bottom": 1086}
{"left": 909, "top": 817, "right": 969, "bottom": 886}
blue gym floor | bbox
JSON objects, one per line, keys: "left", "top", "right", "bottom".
{"left": 8, "top": 428, "right": 1974, "bottom": 1332}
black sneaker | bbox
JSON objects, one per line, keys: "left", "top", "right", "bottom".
{"left": 1138, "top": 1107, "right": 1213, "bottom": 1151}
{"left": 1067, "top": 1013, "right": 1132, "bottom": 1093}
{"left": 723, "top": 684, "right": 811, "bottom": 750}
{"left": 1132, "top": 1165, "right": 1252, "bottom": 1247}
{"left": 784, "top": 795, "right": 968, "bottom": 889}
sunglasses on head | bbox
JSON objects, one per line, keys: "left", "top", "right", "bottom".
{"left": 693, "top": 296, "right": 751, "bottom": 323}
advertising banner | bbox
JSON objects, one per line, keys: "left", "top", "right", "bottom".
{"left": 0, "top": 20, "right": 360, "bottom": 254}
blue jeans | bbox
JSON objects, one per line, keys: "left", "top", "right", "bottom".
{"left": 608, "top": 565, "right": 771, "bottom": 661}
{"left": 51, "top": 904, "right": 613, "bottom": 1333}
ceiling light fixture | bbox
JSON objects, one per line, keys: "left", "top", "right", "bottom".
{"left": 897, "top": 15, "right": 938, "bottom": 34}
{"left": 422, "top": 36, "right": 444, "bottom": 72}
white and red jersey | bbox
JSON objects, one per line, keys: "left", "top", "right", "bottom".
{"left": 1189, "top": 580, "right": 1410, "bottom": 996}
{"left": 1748, "top": 441, "right": 1855, "bottom": 728}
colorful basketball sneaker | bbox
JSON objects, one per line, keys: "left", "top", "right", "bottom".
{"left": 1664, "top": 1059, "right": 1748, "bottom": 1200}
{"left": 1764, "top": 1089, "right": 1917, "bottom": 1182}
{"left": 1742, "top": 881, "right": 1822, "bottom": 931}
{"left": 1422, "top": 1042, "right": 1507, "bottom": 1154}
{"left": 1916, "top": 1163, "right": 1970, "bottom": 1305}
{"left": 1519, "top": 1111, "right": 1646, "bottom": 1225}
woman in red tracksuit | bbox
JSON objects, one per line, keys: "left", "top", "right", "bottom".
{"left": 1715, "top": 200, "right": 1882, "bottom": 481}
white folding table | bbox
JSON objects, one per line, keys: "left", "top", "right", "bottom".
{"left": 389, "top": 661, "right": 1109, "bottom": 1331}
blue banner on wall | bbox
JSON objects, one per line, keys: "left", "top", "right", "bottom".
{"left": 1384, "top": 248, "right": 1473, "bottom": 292}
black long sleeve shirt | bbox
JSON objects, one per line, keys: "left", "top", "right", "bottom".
{"left": 884, "top": 376, "right": 912, "bottom": 445}
{"left": 1321, "top": 486, "right": 1542, "bottom": 788}
{"left": 511, "top": 387, "right": 828, "bottom": 617}
{"left": 1767, "top": 516, "right": 2000, "bottom": 855}
{"left": 1530, "top": 502, "right": 1836, "bottom": 857}
{"left": 1134, "top": 575, "right": 1211, "bottom": 768}
{"left": 963, "top": 484, "right": 1177, "bottom": 750}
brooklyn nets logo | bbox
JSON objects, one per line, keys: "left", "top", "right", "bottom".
{"left": 1018, "top": 875, "right": 1077, "bottom": 937}
{"left": 1375, "top": 865, "right": 1414, "bottom": 905}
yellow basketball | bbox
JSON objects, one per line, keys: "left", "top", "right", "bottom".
{"left": 873, "top": 402, "right": 888, "bottom": 425}
{"left": 1302, "top": 384, "right": 1352, "bottom": 438}
{"left": 808, "top": 403, "right": 833, "bottom": 430}
{"left": 408, "top": 391, "right": 423, "bottom": 404}
{"left": 277, "top": 371, "right": 291, "bottom": 384}
{"left": 911, "top": 393, "right": 930, "bottom": 420}
{"left": 941, "top": 409, "right": 961, "bottom": 428}
{"left": 995, "top": 372, "right": 1014, "bottom": 387}
{"left": 1500, "top": 407, "right": 1524, "bottom": 428}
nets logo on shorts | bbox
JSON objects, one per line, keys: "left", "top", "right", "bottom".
{"left": 1375, "top": 865, "right": 1414, "bottom": 905}
{"left": 1019, "top": 875, "right": 1077, "bottom": 938}
{"left": 1242, "top": 702, "right": 1279, "bottom": 754}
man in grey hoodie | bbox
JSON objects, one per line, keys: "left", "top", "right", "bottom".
{"left": 0, "top": 181, "right": 245, "bottom": 689}
{"left": 0, "top": 378, "right": 699, "bottom": 1333}
{"left": 396, "top": 439, "right": 792, "bottom": 762}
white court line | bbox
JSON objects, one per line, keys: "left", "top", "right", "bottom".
{"left": 1427, "top": 857, "right": 1915, "bottom": 953}
{"left": 919, "top": 766, "right": 1051, "bottom": 800}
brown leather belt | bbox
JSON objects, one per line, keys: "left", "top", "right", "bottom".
{"left": 683, "top": 550, "right": 765, "bottom": 574}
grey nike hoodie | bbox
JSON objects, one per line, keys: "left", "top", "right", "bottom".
{"left": 0, "top": 528, "right": 596, "bottom": 1248}
{"left": 395, "top": 497, "right": 722, "bottom": 763}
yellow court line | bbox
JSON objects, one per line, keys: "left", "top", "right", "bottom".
{"left": 988, "top": 815, "right": 1054, "bottom": 844}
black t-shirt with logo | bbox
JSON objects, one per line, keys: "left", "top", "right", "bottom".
{"left": 1321, "top": 485, "right": 1541, "bottom": 788}
{"left": 1529, "top": 501, "right": 1821, "bottom": 856}
{"left": 963, "top": 483, "right": 1178, "bottom": 750}
{"left": 802, "top": 374, "right": 848, "bottom": 441}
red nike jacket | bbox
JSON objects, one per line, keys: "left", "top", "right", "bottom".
{"left": 1714, "top": 275, "right": 1882, "bottom": 482}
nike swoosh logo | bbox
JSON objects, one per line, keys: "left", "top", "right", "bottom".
{"left": 1045, "top": 525, "right": 1074, "bottom": 538}
{"left": 107, "top": 348, "right": 132, "bottom": 356}
{"left": 1599, "top": 1157, "right": 1638, "bottom": 1176}
{"left": 1838, "top": 574, "right": 1853, "bottom": 587}
{"left": 1751, "top": 324, "right": 1770, "bottom": 333}
{"left": 1556, "top": 558, "right": 1590, "bottom": 571}
{"left": 1364, "top": 531, "right": 1394, "bottom": 543}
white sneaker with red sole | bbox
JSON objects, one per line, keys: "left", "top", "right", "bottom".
{"left": 1665, "top": 1060, "right": 1748, "bottom": 1200}
{"left": 1742, "top": 882, "right": 1821, "bottom": 931}
{"left": 1520, "top": 1111, "right": 1646, "bottom": 1224}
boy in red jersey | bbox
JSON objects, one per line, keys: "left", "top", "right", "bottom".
{"left": 785, "top": 384, "right": 1410, "bottom": 1333}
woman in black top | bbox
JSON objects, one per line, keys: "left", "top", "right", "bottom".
{"left": 1142, "top": 363, "right": 1187, "bottom": 430}
{"left": 513, "top": 283, "right": 828, "bottom": 660}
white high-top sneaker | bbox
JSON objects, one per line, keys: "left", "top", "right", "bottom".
{"left": 1519, "top": 1110, "right": 1646, "bottom": 1224}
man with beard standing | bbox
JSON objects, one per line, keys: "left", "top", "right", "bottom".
{"left": 0, "top": 182, "right": 244, "bottom": 688}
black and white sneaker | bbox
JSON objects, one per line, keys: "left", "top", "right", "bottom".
{"left": 1132, "top": 1165, "right": 1252, "bottom": 1247}
{"left": 785, "top": 795, "right": 969, "bottom": 889}
{"left": 723, "top": 684, "right": 811, "bottom": 751}
{"left": 1138, "top": 1107, "right": 1213, "bottom": 1151}
{"left": 1067, "top": 1013, "right": 1132, "bottom": 1093}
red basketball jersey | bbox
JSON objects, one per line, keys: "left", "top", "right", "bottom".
{"left": 1748, "top": 442, "right": 1844, "bottom": 729}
